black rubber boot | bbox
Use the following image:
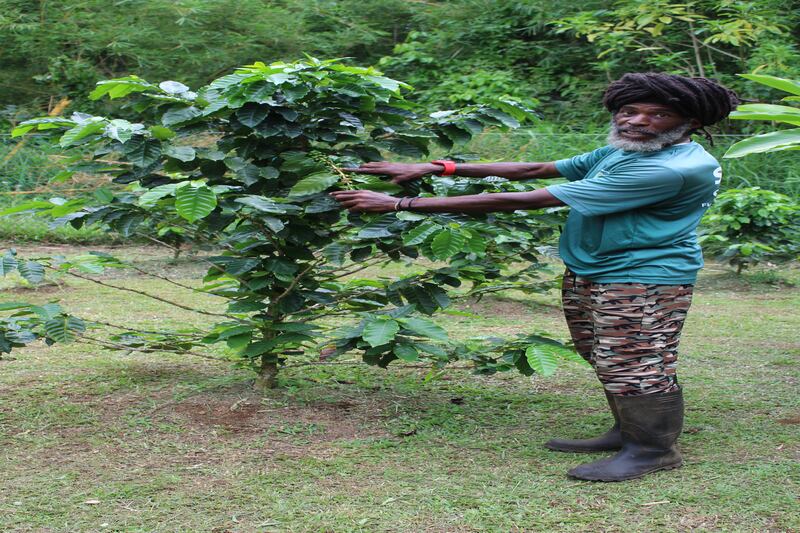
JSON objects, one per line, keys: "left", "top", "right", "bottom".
{"left": 545, "top": 392, "right": 622, "bottom": 453}
{"left": 567, "top": 388, "right": 684, "bottom": 482}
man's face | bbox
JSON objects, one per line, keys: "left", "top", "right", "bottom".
{"left": 608, "top": 102, "right": 699, "bottom": 152}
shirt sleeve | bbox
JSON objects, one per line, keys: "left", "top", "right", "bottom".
{"left": 554, "top": 146, "right": 614, "bottom": 182}
{"left": 546, "top": 163, "right": 684, "bottom": 217}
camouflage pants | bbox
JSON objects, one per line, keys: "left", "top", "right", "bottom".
{"left": 561, "top": 269, "right": 694, "bottom": 396}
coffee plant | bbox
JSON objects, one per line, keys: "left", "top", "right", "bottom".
{"left": 3, "top": 58, "right": 580, "bottom": 384}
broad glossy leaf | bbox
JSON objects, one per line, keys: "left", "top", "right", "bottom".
{"left": 236, "top": 103, "right": 269, "bottom": 128}
{"left": 394, "top": 344, "right": 419, "bottom": 362}
{"left": 235, "top": 195, "right": 301, "bottom": 214}
{"left": 44, "top": 316, "right": 86, "bottom": 343}
{"left": 162, "top": 106, "right": 202, "bottom": 126}
{"left": 739, "top": 74, "right": 800, "bottom": 96}
{"left": 402, "top": 221, "right": 439, "bottom": 245}
{"left": 0, "top": 302, "right": 29, "bottom": 311}
{"left": 208, "top": 256, "right": 261, "bottom": 276}
{"left": 90, "top": 76, "right": 154, "bottom": 100}
{"left": 729, "top": 104, "right": 800, "bottom": 126}
{"left": 59, "top": 120, "right": 106, "bottom": 147}
{"left": 0, "top": 251, "right": 18, "bottom": 276}
{"left": 398, "top": 317, "right": 448, "bottom": 341}
{"left": 164, "top": 145, "right": 196, "bottom": 162}
{"left": 175, "top": 185, "right": 217, "bottom": 222}
{"left": 159, "top": 80, "right": 190, "bottom": 94}
{"left": 0, "top": 201, "right": 53, "bottom": 216}
{"left": 357, "top": 215, "right": 396, "bottom": 239}
{"left": 431, "top": 229, "right": 467, "bottom": 259}
{"left": 525, "top": 345, "right": 559, "bottom": 376}
{"left": 322, "top": 243, "right": 349, "bottom": 265}
{"left": 723, "top": 129, "right": 800, "bottom": 158}
{"left": 124, "top": 136, "right": 162, "bottom": 167}
{"left": 288, "top": 172, "right": 339, "bottom": 197}
{"left": 17, "top": 261, "right": 45, "bottom": 284}
{"left": 362, "top": 318, "right": 400, "bottom": 348}
{"left": 138, "top": 183, "right": 178, "bottom": 206}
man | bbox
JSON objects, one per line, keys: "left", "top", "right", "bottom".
{"left": 331, "top": 72, "right": 739, "bottom": 481}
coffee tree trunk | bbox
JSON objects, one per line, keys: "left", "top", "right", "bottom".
{"left": 255, "top": 355, "right": 279, "bottom": 391}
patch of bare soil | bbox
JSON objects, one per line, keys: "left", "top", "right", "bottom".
{"left": 5, "top": 283, "right": 63, "bottom": 294}
{"left": 456, "top": 295, "right": 560, "bottom": 319}
{"left": 167, "top": 393, "right": 379, "bottom": 436}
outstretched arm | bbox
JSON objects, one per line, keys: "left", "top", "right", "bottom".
{"left": 330, "top": 188, "right": 564, "bottom": 214}
{"left": 346, "top": 161, "right": 561, "bottom": 184}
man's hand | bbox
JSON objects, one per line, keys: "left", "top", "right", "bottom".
{"left": 344, "top": 162, "right": 440, "bottom": 184}
{"left": 330, "top": 190, "right": 398, "bottom": 213}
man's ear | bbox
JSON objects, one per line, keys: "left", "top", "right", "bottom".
{"left": 688, "top": 118, "right": 702, "bottom": 130}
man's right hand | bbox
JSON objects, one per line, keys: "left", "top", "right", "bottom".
{"left": 344, "top": 162, "right": 441, "bottom": 184}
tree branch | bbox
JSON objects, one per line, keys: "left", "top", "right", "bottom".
{"left": 57, "top": 268, "right": 233, "bottom": 319}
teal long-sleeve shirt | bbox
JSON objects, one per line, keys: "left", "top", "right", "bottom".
{"left": 546, "top": 142, "right": 722, "bottom": 284}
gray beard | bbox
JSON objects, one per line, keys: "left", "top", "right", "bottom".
{"left": 607, "top": 121, "right": 692, "bottom": 152}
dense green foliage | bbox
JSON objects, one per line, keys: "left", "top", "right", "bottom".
{"left": 3, "top": 0, "right": 798, "bottom": 124}
{"left": 699, "top": 187, "right": 800, "bottom": 272}
{"left": 2, "top": 59, "right": 584, "bottom": 382}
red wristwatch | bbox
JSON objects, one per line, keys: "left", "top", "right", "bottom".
{"left": 430, "top": 160, "right": 456, "bottom": 176}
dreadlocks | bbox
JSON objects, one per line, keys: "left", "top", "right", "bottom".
{"left": 602, "top": 73, "right": 740, "bottom": 144}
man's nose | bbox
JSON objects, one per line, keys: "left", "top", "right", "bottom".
{"left": 625, "top": 113, "right": 651, "bottom": 127}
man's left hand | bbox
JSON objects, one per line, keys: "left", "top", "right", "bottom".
{"left": 330, "top": 190, "right": 397, "bottom": 213}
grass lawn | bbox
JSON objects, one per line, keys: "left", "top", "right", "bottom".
{"left": 1, "top": 245, "right": 798, "bottom": 532}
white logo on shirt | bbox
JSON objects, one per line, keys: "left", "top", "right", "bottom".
{"left": 701, "top": 167, "right": 723, "bottom": 207}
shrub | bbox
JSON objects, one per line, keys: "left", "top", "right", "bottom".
{"left": 699, "top": 187, "right": 800, "bottom": 273}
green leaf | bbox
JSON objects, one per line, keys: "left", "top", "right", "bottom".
{"left": 431, "top": 229, "right": 467, "bottom": 259}
{"left": 162, "top": 106, "right": 202, "bottom": 126}
{"left": 90, "top": 76, "right": 155, "bottom": 100}
{"left": 149, "top": 125, "right": 176, "bottom": 140}
{"left": 362, "top": 318, "right": 400, "bottom": 348}
{"left": 236, "top": 103, "right": 269, "bottom": 128}
{"left": 44, "top": 316, "right": 86, "bottom": 343}
{"left": 480, "top": 108, "right": 520, "bottom": 128}
{"left": 124, "top": 136, "right": 162, "bottom": 167}
{"left": 729, "top": 104, "right": 800, "bottom": 126}
{"left": 525, "top": 345, "right": 559, "bottom": 376}
{"left": 94, "top": 187, "right": 115, "bottom": 204}
{"left": 357, "top": 215, "right": 396, "bottom": 239}
{"left": 175, "top": 185, "right": 217, "bottom": 222}
{"left": 138, "top": 183, "right": 179, "bottom": 206}
{"left": 288, "top": 172, "right": 339, "bottom": 197}
{"left": 394, "top": 344, "right": 419, "bottom": 362}
{"left": 17, "top": 261, "right": 45, "bottom": 284}
{"left": 0, "top": 302, "right": 31, "bottom": 312}
{"left": 159, "top": 80, "right": 190, "bottom": 94}
{"left": 208, "top": 256, "right": 261, "bottom": 276}
{"left": 59, "top": 120, "right": 107, "bottom": 147}
{"left": 164, "top": 145, "right": 196, "bottom": 162}
{"left": 723, "top": 129, "right": 800, "bottom": 158}
{"left": 402, "top": 221, "right": 439, "bottom": 245}
{"left": 235, "top": 195, "right": 301, "bottom": 214}
{"left": 398, "top": 317, "right": 448, "bottom": 341}
{"left": 0, "top": 201, "right": 53, "bottom": 216}
{"left": 739, "top": 74, "right": 800, "bottom": 96}
{"left": 322, "top": 243, "right": 349, "bottom": 265}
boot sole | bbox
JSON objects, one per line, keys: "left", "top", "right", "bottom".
{"left": 568, "top": 460, "right": 683, "bottom": 482}
{"left": 544, "top": 442, "right": 622, "bottom": 453}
